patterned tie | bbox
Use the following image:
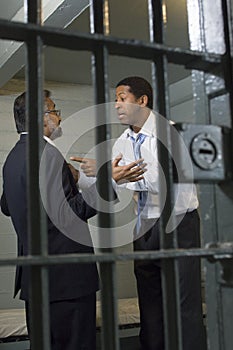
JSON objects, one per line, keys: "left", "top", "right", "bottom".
{"left": 130, "top": 133, "right": 148, "bottom": 234}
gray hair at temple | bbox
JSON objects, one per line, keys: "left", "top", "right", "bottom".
{"left": 13, "top": 90, "right": 51, "bottom": 133}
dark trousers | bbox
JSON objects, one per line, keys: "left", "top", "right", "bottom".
{"left": 26, "top": 293, "right": 96, "bottom": 350}
{"left": 134, "top": 210, "right": 206, "bottom": 350}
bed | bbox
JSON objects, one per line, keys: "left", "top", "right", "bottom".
{"left": 0, "top": 298, "right": 140, "bottom": 350}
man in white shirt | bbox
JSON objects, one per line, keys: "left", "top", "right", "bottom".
{"left": 71, "top": 76, "right": 205, "bottom": 349}
{"left": 113, "top": 76, "right": 205, "bottom": 350}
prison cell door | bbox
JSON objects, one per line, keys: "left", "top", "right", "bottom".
{"left": 186, "top": 1, "right": 233, "bottom": 349}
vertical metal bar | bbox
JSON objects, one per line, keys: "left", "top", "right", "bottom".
{"left": 186, "top": 1, "right": 233, "bottom": 349}
{"left": 26, "top": 1, "right": 50, "bottom": 349}
{"left": 221, "top": 0, "right": 233, "bottom": 124}
{"left": 148, "top": 1, "right": 182, "bottom": 349}
{"left": 186, "top": 0, "right": 208, "bottom": 125}
{"left": 90, "top": 1, "right": 119, "bottom": 350}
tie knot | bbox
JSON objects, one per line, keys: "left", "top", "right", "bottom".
{"left": 130, "top": 133, "right": 146, "bottom": 145}
{"left": 136, "top": 133, "right": 146, "bottom": 144}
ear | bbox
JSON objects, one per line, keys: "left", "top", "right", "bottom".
{"left": 138, "top": 95, "right": 148, "bottom": 107}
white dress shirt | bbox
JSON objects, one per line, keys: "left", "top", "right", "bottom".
{"left": 112, "top": 111, "right": 199, "bottom": 219}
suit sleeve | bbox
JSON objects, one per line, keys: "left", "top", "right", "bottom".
{"left": 0, "top": 191, "right": 10, "bottom": 216}
{"left": 62, "top": 161, "right": 97, "bottom": 220}
{"left": 40, "top": 144, "right": 97, "bottom": 234}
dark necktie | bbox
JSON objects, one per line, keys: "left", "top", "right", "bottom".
{"left": 130, "top": 133, "right": 148, "bottom": 234}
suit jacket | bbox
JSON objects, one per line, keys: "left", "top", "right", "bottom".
{"left": 0, "top": 134, "right": 99, "bottom": 301}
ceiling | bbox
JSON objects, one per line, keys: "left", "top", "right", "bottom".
{"left": 0, "top": 0, "right": 191, "bottom": 88}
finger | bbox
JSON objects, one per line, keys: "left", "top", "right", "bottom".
{"left": 125, "top": 158, "right": 145, "bottom": 170}
{"left": 80, "top": 163, "right": 90, "bottom": 171}
{"left": 138, "top": 163, "right": 147, "bottom": 170}
{"left": 128, "top": 164, "right": 147, "bottom": 175}
{"left": 112, "top": 153, "right": 123, "bottom": 167}
{"left": 129, "top": 169, "right": 145, "bottom": 178}
{"left": 129, "top": 175, "right": 144, "bottom": 182}
{"left": 82, "top": 169, "right": 95, "bottom": 177}
{"left": 127, "top": 166, "right": 147, "bottom": 181}
{"left": 70, "top": 156, "right": 84, "bottom": 163}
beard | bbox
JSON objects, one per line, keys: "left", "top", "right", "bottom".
{"left": 50, "top": 126, "right": 63, "bottom": 140}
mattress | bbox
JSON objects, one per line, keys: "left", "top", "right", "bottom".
{"left": 0, "top": 309, "right": 27, "bottom": 339}
{"left": 96, "top": 297, "right": 140, "bottom": 328}
{"left": 0, "top": 298, "right": 140, "bottom": 339}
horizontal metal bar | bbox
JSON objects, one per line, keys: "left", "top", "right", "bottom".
{"left": 0, "top": 19, "right": 222, "bottom": 72}
{"left": 0, "top": 246, "right": 232, "bottom": 266}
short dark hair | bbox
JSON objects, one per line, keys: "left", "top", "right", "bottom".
{"left": 13, "top": 89, "right": 51, "bottom": 133}
{"left": 116, "top": 76, "right": 153, "bottom": 109}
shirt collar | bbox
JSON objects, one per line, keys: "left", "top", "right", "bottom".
{"left": 20, "top": 133, "right": 56, "bottom": 146}
{"left": 43, "top": 135, "right": 56, "bottom": 146}
{"left": 127, "top": 111, "right": 156, "bottom": 139}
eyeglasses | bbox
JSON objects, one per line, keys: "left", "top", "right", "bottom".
{"left": 44, "top": 109, "right": 61, "bottom": 117}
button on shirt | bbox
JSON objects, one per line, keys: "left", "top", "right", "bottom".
{"left": 112, "top": 111, "right": 199, "bottom": 219}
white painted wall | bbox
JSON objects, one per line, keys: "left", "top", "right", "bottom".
{"left": 169, "top": 75, "right": 194, "bottom": 123}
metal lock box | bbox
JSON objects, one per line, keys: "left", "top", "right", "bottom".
{"left": 171, "top": 123, "right": 232, "bottom": 182}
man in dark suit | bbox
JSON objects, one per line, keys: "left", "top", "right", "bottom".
{"left": 0, "top": 90, "right": 99, "bottom": 350}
